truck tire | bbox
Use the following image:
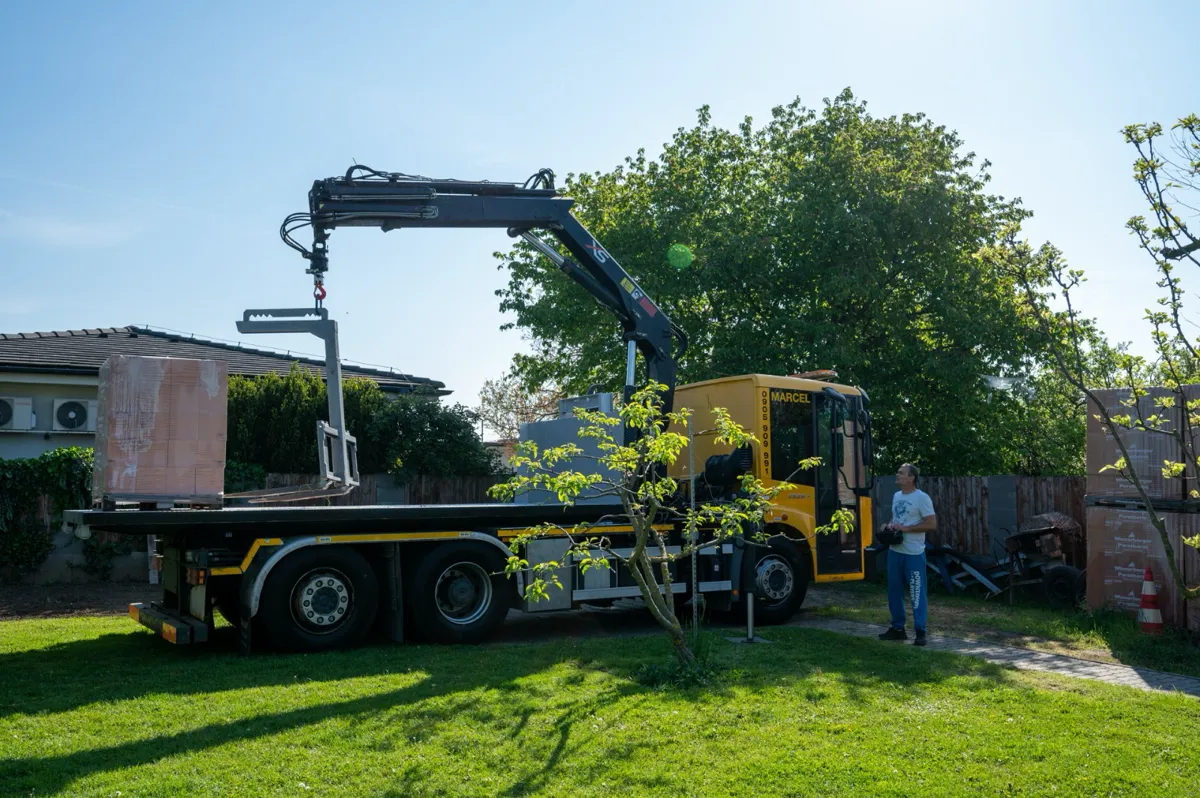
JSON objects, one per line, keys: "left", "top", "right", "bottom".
{"left": 257, "top": 545, "right": 379, "bottom": 653}
{"left": 406, "top": 542, "right": 510, "bottom": 644}
{"left": 742, "top": 536, "right": 809, "bottom": 625}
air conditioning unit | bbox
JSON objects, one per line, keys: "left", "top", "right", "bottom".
{"left": 0, "top": 397, "right": 34, "bottom": 431}
{"left": 52, "top": 398, "right": 98, "bottom": 433}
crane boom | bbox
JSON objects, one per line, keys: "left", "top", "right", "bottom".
{"left": 281, "top": 165, "right": 686, "bottom": 414}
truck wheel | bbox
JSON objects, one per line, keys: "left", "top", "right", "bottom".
{"left": 407, "top": 542, "right": 509, "bottom": 644}
{"left": 258, "top": 545, "right": 379, "bottom": 653}
{"left": 744, "top": 537, "right": 809, "bottom": 625}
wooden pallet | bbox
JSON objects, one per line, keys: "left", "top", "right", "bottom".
{"left": 96, "top": 494, "right": 224, "bottom": 511}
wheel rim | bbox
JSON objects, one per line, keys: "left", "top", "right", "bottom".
{"left": 755, "top": 555, "right": 795, "bottom": 606}
{"left": 290, "top": 567, "right": 353, "bottom": 634}
{"left": 434, "top": 561, "right": 493, "bottom": 625}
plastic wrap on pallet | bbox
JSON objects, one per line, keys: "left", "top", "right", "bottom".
{"left": 1086, "top": 387, "right": 1183, "bottom": 501}
{"left": 92, "top": 355, "right": 228, "bottom": 505}
{"left": 1085, "top": 506, "right": 1188, "bottom": 627}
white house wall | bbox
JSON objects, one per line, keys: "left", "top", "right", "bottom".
{"left": 0, "top": 378, "right": 98, "bottom": 459}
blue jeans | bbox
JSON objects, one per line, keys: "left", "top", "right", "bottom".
{"left": 887, "top": 548, "right": 927, "bottom": 634}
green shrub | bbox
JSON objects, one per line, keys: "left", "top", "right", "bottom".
{"left": 0, "top": 447, "right": 93, "bottom": 578}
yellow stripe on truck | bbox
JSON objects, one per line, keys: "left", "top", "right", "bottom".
{"left": 208, "top": 528, "right": 661, "bottom": 578}
{"left": 210, "top": 534, "right": 475, "bottom": 577}
{"left": 496, "top": 524, "right": 672, "bottom": 540}
{"left": 313, "top": 532, "right": 470, "bottom": 545}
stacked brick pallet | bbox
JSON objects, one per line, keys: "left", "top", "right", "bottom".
{"left": 92, "top": 355, "right": 228, "bottom": 508}
{"left": 1085, "top": 388, "right": 1200, "bottom": 632}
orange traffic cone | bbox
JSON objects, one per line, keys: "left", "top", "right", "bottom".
{"left": 1139, "top": 565, "right": 1162, "bottom": 635}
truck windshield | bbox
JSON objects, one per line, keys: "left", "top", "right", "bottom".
{"left": 769, "top": 389, "right": 814, "bottom": 484}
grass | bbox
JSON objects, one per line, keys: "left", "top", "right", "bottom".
{"left": 807, "top": 581, "right": 1200, "bottom": 678}
{"left": 1, "top": 618, "right": 1198, "bottom": 797}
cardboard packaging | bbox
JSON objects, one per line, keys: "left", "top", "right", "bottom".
{"left": 92, "top": 355, "right": 228, "bottom": 504}
{"left": 1085, "top": 388, "right": 1183, "bottom": 501}
{"left": 1085, "top": 506, "right": 1190, "bottom": 627}
{"left": 1167, "top": 512, "right": 1200, "bottom": 634}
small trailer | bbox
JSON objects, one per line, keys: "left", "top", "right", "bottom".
{"left": 923, "top": 512, "right": 1086, "bottom": 607}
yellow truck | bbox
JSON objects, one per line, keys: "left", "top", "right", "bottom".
{"left": 63, "top": 165, "right": 875, "bottom": 654}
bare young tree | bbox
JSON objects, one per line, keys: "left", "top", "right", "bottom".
{"left": 476, "top": 373, "right": 562, "bottom": 441}
{"left": 488, "top": 381, "right": 851, "bottom": 667}
{"left": 1007, "top": 115, "right": 1200, "bottom": 603}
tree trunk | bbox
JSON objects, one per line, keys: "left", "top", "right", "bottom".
{"left": 627, "top": 549, "right": 697, "bottom": 667}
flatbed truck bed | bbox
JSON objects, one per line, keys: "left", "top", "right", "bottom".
{"left": 61, "top": 501, "right": 809, "bottom": 655}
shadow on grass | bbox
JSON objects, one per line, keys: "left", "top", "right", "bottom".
{"left": 0, "top": 618, "right": 1019, "bottom": 795}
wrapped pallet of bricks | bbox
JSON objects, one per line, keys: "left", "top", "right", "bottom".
{"left": 1085, "top": 387, "right": 1183, "bottom": 501}
{"left": 92, "top": 355, "right": 228, "bottom": 508}
{"left": 1084, "top": 506, "right": 1189, "bottom": 627}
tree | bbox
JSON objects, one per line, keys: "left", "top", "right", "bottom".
{"left": 487, "top": 381, "right": 849, "bottom": 667}
{"left": 476, "top": 373, "right": 562, "bottom": 441}
{"left": 1007, "top": 114, "right": 1200, "bottom": 603}
{"left": 494, "top": 89, "right": 1077, "bottom": 475}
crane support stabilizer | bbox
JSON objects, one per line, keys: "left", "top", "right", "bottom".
{"left": 282, "top": 166, "right": 686, "bottom": 414}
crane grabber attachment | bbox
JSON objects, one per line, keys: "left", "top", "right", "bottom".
{"left": 235, "top": 307, "right": 360, "bottom": 490}
{"left": 279, "top": 165, "right": 688, "bottom": 440}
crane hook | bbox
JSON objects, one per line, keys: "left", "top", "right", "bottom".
{"left": 313, "top": 280, "right": 327, "bottom": 309}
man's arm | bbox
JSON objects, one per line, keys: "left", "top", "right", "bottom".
{"left": 902, "top": 494, "right": 937, "bottom": 534}
{"left": 901, "top": 514, "right": 937, "bottom": 533}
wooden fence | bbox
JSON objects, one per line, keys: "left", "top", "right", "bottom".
{"left": 44, "top": 474, "right": 1089, "bottom": 556}
{"left": 257, "top": 473, "right": 1086, "bottom": 557}
{"left": 871, "top": 476, "right": 1087, "bottom": 556}
{"left": 400, "top": 475, "right": 507, "bottom": 504}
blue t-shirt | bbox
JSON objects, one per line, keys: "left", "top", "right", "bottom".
{"left": 890, "top": 489, "right": 934, "bottom": 555}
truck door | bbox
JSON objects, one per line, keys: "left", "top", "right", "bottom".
{"left": 813, "top": 393, "right": 863, "bottom": 576}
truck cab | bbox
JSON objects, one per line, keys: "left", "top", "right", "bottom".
{"left": 670, "top": 373, "right": 875, "bottom": 584}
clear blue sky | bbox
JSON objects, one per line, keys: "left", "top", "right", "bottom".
{"left": 2, "top": 1, "right": 1197, "bottom": 427}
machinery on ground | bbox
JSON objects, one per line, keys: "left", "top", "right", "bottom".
{"left": 63, "top": 166, "right": 876, "bottom": 653}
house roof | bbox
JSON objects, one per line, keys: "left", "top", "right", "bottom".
{"left": 0, "top": 326, "right": 447, "bottom": 395}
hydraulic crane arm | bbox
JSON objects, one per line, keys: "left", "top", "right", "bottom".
{"left": 281, "top": 165, "right": 687, "bottom": 413}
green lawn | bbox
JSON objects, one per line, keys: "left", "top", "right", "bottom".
{"left": 1, "top": 618, "right": 1197, "bottom": 797}
{"left": 807, "top": 581, "right": 1200, "bottom": 678}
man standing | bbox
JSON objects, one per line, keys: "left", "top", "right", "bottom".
{"left": 878, "top": 464, "right": 936, "bottom": 646}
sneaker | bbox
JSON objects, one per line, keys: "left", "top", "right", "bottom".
{"left": 914, "top": 631, "right": 927, "bottom": 647}
{"left": 878, "top": 628, "right": 907, "bottom": 641}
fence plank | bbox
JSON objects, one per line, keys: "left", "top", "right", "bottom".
{"left": 402, "top": 475, "right": 506, "bottom": 505}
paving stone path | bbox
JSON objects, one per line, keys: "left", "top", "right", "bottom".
{"left": 790, "top": 616, "right": 1200, "bottom": 698}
